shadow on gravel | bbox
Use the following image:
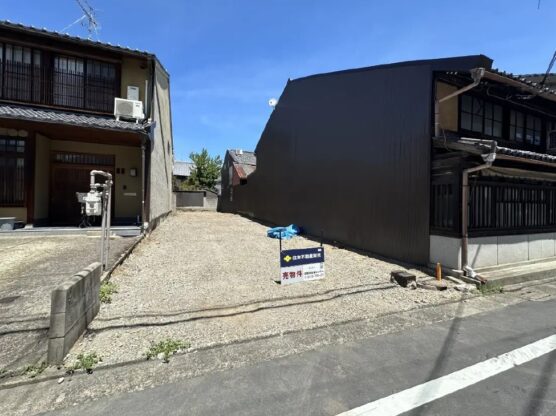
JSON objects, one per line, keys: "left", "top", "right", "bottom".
{"left": 0, "top": 326, "right": 49, "bottom": 336}
{"left": 91, "top": 284, "right": 399, "bottom": 333}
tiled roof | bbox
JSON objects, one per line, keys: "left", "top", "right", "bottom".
{"left": 0, "top": 20, "right": 169, "bottom": 77}
{"left": 435, "top": 137, "right": 556, "bottom": 165}
{"left": 173, "top": 161, "right": 195, "bottom": 177}
{"left": 485, "top": 68, "right": 556, "bottom": 97}
{"left": 242, "top": 164, "right": 256, "bottom": 176}
{"left": 520, "top": 73, "right": 556, "bottom": 88}
{"left": 0, "top": 103, "right": 149, "bottom": 132}
{"left": 229, "top": 149, "right": 256, "bottom": 166}
{"left": 0, "top": 20, "right": 153, "bottom": 57}
{"left": 476, "top": 142, "right": 556, "bottom": 164}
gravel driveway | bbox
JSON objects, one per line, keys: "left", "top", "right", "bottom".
{"left": 69, "top": 211, "right": 465, "bottom": 366}
{"left": 0, "top": 234, "right": 138, "bottom": 373}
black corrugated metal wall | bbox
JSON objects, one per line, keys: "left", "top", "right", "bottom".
{"left": 221, "top": 55, "right": 493, "bottom": 266}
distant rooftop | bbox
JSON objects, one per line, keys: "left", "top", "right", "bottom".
{"left": 229, "top": 149, "right": 256, "bottom": 166}
{"left": 173, "top": 161, "right": 195, "bottom": 177}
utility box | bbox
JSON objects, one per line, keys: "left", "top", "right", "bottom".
{"left": 127, "top": 85, "right": 140, "bottom": 101}
{"left": 83, "top": 191, "right": 102, "bottom": 216}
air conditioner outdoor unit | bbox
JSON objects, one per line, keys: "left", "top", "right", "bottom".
{"left": 548, "top": 130, "right": 556, "bottom": 153}
{"left": 114, "top": 98, "right": 144, "bottom": 123}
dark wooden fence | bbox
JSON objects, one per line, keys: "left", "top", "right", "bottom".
{"left": 431, "top": 177, "right": 556, "bottom": 236}
{"left": 469, "top": 179, "right": 556, "bottom": 234}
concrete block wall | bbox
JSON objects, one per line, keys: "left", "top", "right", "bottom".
{"left": 47, "top": 262, "right": 102, "bottom": 364}
{"left": 205, "top": 193, "right": 218, "bottom": 210}
{"left": 174, "top": 190, "right": 218, "bottom": 210}
{"left": 430, "top": 233, "right": 556, "bottom": 270}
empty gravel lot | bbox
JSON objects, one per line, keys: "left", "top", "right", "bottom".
{"left": 69, "top": 211, "right": 465, "bottom": 366}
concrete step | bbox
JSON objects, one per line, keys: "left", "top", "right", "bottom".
{"left": 0, "top": 226, "right": 142, "bottom": 237}
{"left": 478, "top": 259, "right": 556, "bottom": 287}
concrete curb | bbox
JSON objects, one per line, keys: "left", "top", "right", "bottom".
{"left": 503, "top": 275, "right": 556, "bottom": 292}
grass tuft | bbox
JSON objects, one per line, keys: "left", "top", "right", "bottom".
{"left": 478, "top": 283, "right": 504, "bottom": 296}
{"left": 24, "top": 361, "right": 47, "bottom": 378}
{"left": 69, "top": 352, "right": 102, "bottom": 374}
{"left": 99, "top": 281, "right": 118, "bottom": 304}
{"left": 146, "top": 339, "right": 190, "bottom": 363}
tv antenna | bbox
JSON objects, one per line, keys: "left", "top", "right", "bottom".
{"left": 540, "top": 50, "right": 556, "bottom": 88}
{"left": 62, "top": 0, "right": 100, "bottom": 39}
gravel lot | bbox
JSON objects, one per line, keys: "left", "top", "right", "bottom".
{"left": 0, "top": 234, "right": 138, "bottom": 372}
{"left": 69, "top": 211, "right": 465, "bottom": 366}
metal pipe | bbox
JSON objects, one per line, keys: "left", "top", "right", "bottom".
{"left": 90, "top": 170, "right": 112, "bottom": 187}
{"left": 461, "top": 147, "right": 496, "bottom": 278}
{"left": 100, "top": 190, "right": 107, "bottom": 268}
{"left": 141, "top": 139, "right": 147, "bottom": 231}
{"left": 105, "top": 183, "right": 112, "bottom": 267}
{"left": 434, "top": 67, "right": 485, "bottom": 137}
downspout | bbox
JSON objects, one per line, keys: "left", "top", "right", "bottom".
{"left": 434, "top": 68, "right": 485, "bottom": 137}
{"left": 141, "top": 136, "right": 147, "bottom": 232}
{"left": 461, "top": 145, "right": 496, "bottom": 280}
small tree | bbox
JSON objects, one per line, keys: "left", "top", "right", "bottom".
{"left": 188, "top": 148, "right": 222, "bottom": 190}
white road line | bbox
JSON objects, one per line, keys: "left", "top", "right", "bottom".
{"left": 338, "top": 334, "right": 556, "bottom": 416}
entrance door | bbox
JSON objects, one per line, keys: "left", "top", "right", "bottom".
{"left": 49, "top": 152, "right": 115, "bottom": 226}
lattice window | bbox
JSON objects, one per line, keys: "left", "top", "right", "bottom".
{"left": 0, "top": 136, "right": 25, "bottom": 206}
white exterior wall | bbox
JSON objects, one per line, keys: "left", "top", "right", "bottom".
{"left": 430, "top": 233, "right": 556, "bottom": 270}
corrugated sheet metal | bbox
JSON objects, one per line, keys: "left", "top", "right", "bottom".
{"left": 221, "top": 55, "right": 494, "bottom": 266}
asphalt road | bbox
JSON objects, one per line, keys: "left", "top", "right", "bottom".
{"left": 46, "top": 296, "right": 556, "bottom": 416}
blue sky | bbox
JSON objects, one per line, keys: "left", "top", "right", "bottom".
{"left": 3, "top": 0, "right": 556, "bottom": 161}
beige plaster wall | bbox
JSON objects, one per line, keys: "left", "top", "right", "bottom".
{"left": 0, "top": 207, "right": 26, "bottom": 222}
{"left": 436, "top": 81, "right": 459, "bottom": 132}
{"left": 120, "top": 57, "right": 149, "bottom": 104}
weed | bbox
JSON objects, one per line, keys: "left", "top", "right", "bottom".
{"left": 99, "top": 281, "right": 118, "bottom": 304}
{"left": 71, "top": 352, "right": 101, "bottom": 374}
{"left": 146, "top": 339, "right": 190, "bottom": 363}
{"left": 24, "top": 361, "right": 47, "bottom": 378}
{"left": 478, "top": 283, "right": 504, "bottom": 296}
